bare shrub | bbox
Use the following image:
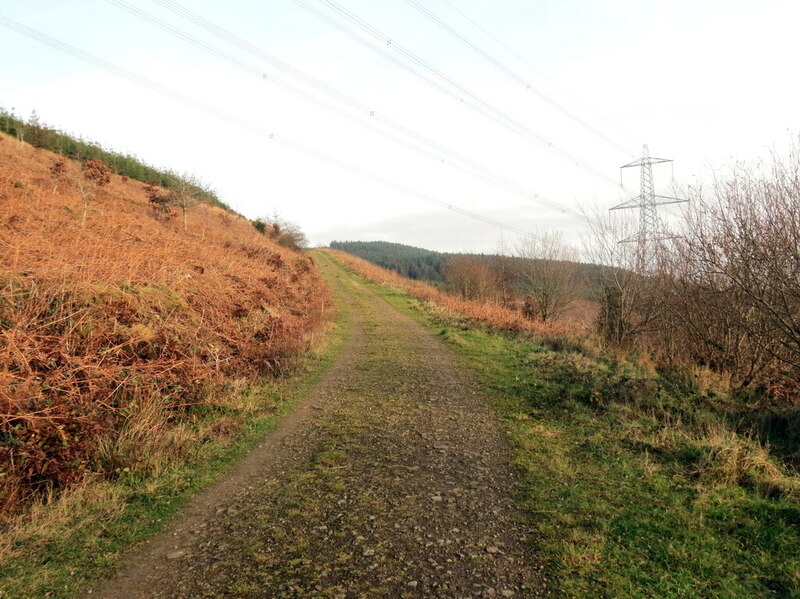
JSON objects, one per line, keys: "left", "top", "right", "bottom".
{"left": 490, "top": 253, "right": 518, "bottom": 309}
{"left": 165, "top": 176, "right": 203, "bottom": 233}
{"left": 658, "top": 144, "right": 800, "bottom": 395}
{"left": 256, "top": 213, "right": 309, "bottom": 250}
{"left": 442, "top": 256, "right": 497, "bottom": 302}
{"left": 582, "top": 205, "right": 661, "bottom": 346}
{"left": 516, "top": 231, "right": 580, "bottom": 323}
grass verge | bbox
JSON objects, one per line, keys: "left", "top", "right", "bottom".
{"left": 0, "top": 286, "right": 349, "bottom": 599}
{"left": 340, "top": 261, "right": 800, "bottom": 598}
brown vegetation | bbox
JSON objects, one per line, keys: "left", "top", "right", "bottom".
{"left": 433, "top": 240, "right": 590, "bottom": 329}
{"left": 515, "top": 231, "right": 581, "bottom": 323}
{"left": 0, "top": 133, "right": 330, "bottom": 516}
{"left": 253, "top": 214, "right": 309, "bottom": 250}
{"left": 657, "top": 154, "right": 800, "bottom": 398}
{"left": 324, "top": 249, "right": 582, "bottom": 337}
{"left": 76, "top": 157, "right": 112, "bottom": 228}
{"left": 442, "top": 255, "right": 497, "bottom": 302}
{"left": 585, "top": 142, "right": 800, "bottom": 403}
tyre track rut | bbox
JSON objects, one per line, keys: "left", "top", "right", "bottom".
{"left": 89, "top": 253, "right": 541, "bottom": 598}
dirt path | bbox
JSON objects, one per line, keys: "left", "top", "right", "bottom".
{"left": 89, "top": 253, "right": 541, "bottom": 598}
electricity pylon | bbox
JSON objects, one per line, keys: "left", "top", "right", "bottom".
{"left": 611, "top": 144, "right": 686, "bottom": 243}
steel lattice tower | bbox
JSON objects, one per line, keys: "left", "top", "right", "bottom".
{"left": 611, "top": 144, "right": 686, "bottom": 242}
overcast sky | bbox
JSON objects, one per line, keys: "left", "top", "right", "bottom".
{"left": 2, "top": 0, "right": 798, "bottom": 252}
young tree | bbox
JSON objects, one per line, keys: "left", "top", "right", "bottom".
{"left": 491, "top": 236, "right": 518, "bottom": 308}
{"left": 516, "top": 231, "right": 580, "bottom": 323}
{"left": 164, "top": 175, "right": 203, "bottom": 233}
{"left": 27, "top": 110, "right": 51, "bottom": 148}
{"left": 491, "top": 253, "right": 518, "bottom": 308}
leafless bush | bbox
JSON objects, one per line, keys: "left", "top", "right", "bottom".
{"left": 582, "top": 205, "right": 662, "bottom": 346}
{"left": 165, "top": 175, "right": 203, "bottom": 233}
{"left": 658, "top": 144, "right": 800, "bottom": 396}
{"left": 442, "top": 256, "right": 497, "bottom": 302}
{"left": 516, "top": 231, "right": 580, "bottom": 323}
{"left": 256, "top": 213, "right": 309, "bottom": 251}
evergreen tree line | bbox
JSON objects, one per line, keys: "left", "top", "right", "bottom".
{"left": 329, "top": 240, "right": 446, "bottom": 281}
{"left": 329, "top": 240, "right": 612, "bottom": 297}
{"left": 0, "top": 107, "right": 226, "bottom": 210}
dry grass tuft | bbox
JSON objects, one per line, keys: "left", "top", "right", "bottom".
{"left": 0, "top": 134, "right": 330, "bottom": 516}
{"left": 0, "top": 479, "right": 125, "bottom": 564}
{"left": 692, "top": 426, "right": 798, "bottom": 497}
{"left": 94, "top": 396, "right": 195, "bottom": 477}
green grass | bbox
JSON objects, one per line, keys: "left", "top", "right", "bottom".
{"left": 347, "top": 267, "right": 800, "bottom": 598}
{"left": 0, "top": 282, "right": 351, "bottom": 599}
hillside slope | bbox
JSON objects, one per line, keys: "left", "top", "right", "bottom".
{"left": 0, "top": 134, "right": 329, "bottom": 515}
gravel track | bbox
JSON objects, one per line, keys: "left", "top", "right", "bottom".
{"left": 89, "top": 253, "right": 541, "bottom": 598}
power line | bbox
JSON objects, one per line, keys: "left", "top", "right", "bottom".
{"left": 0, "top": 13, "right": 526, "bottom": 236}
{"left": 289, "top": 0, "right": 624, "bottom": 190}
{"left": 401, "top": 0, "right": 632, "bottom": 156}
{"left": 315, "top": 0, "right": 620, "bottom": 185}
{"left": 106, "top": 0, "right": 579, "bottom": 218}
{"left": 148, "top": 0, "right": 575, "bottom": 216}
{"left": 439, "top": 0, "right": 640, "bottom": 150}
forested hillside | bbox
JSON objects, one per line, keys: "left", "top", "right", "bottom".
{"left": 329, "top": 240, "right": 446, "bottom": 281}
{"left": 330, "top": 240, "right": 613, "bottom": 301}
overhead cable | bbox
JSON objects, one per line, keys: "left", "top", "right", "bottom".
{"left": 289, "top": 0, "right": 623, "bottom": 190}
{"left": 106, "top": 0, "right": 579, "bottom": 217}
{"left": 401, "top": 0, "right": 631, "bottom": 156}
{"left": 439, "top": 0, "right": 639, "bottom": 149}
{"left": 0, "top": 13, "right": 527, "bottom": 235}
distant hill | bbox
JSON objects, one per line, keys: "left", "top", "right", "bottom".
{"left": 329, "top": 241, "right": 448, "bottom": 281}
{"left": 329, "top": 240, "right": 614, "bottom": 296}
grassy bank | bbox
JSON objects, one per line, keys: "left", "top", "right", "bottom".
{"left": 0, "top": 294, "right": 348, "bottom": 599}
{"left": 337, "top": 259, "right": 800, "bottom": 598}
